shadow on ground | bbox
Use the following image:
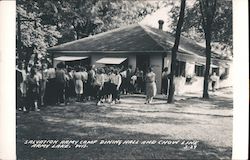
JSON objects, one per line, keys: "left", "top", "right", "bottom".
{"left": 17, "top": 96, "right": 232, "bottom": 160}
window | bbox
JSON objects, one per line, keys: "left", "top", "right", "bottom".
{"left": 195, "top": 64, "right": 205, "bottom": 77}
{"left": 220, "top": 67, "right": 229, "bottom": 80}
{"left": 212, "top": 67, "right": 219, "bottom": 76}
{"left": 175, "top": 61, "right": 186, "bottom": 77}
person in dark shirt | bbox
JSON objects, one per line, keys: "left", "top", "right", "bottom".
{"left": 162, "top": 67, "right": 170, "bottom": 96}
{"left": 26, "top": 67, "right": 40, "bottom": 112}
{"left": 55, "top": 62, "right": 66, "bottom": 104}
{"left": 126, "top": 65, "right": 133, "bottom": 94}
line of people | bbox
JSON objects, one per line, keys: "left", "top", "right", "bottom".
{"left": 16, "top": 61, "right": 157, "bottom": 112}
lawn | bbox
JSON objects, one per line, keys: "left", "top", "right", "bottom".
{"left": 16, "top": 92, "right": 233, "bottom": 160}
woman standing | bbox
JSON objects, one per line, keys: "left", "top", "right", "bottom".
{"left": 161, "top": 67, "right": 169, "bottom": 96}
{"left": 40, "top": 63, "right": 48, "bottom": 106}
{"left": 55, "top": 62, "right": 66, "bottom": 105}
{"left": 73, "top": 66, "right": 84, "bottom": 102}
{"left": 80, "top": 67, "right": 88, "bottom": 101}
{"left": 110, "top": 69, "right": 122, "bottom": 104}
{"left": 210, "top": 72, "right": 219, "bottom": 92}
{"left": 145, "top": 67, "right": 157, "bottom": 104}
{"left": 26, "top": 67, "right": 40, "bottom": 112}
{"left": 19, "top": 62, "right": 27, "bottom": 98}
{"left": 86, "top": 65, "right": 96, "bottom": 100}
{"left": 103, "top": 67, "right": 112, "bottom": 102}
{"left": 94, "top": 68, "right": 105, "bottom": 105}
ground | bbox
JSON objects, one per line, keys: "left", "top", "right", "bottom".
{"left": 16, "top": 88, "right": 233, "bottom": 160}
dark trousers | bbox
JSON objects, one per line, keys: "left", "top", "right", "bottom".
{"left": 94, "top": 85, "right": 103, "bottom": 101}
{"left": 56, "top": 82, "right": 65, "bottom": 103}
{"left": 110, "top": 83, "right": 120, "bottom": 101}
{"left": 45, "top": 78, "right": 57, "bottom": 105}
{"left": 162, "top": 80, "right": 169, "bottom": 95}
{"left": 212, "top": 81, "right": 216, "bottom": 91}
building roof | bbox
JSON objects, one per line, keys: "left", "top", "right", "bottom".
{"left": 47, "top": 23, "right": 227, "bottom": 61}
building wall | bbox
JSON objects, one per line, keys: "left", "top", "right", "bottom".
{"left": 128, "top": 54, "right": 136, "bottom": 70}
{"left": 174, "top": 62, "right": 233, "bottom": 95}
{"left": 52, "top": 52, "right": 232, "bottom": 96}
{"left": 90, "top": 54, "right": 105, "bottom": 68}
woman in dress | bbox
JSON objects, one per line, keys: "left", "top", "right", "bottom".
{"left": 40, "top": 63, "right": 48, "bottom": 106}
{"left": 19, "top": 62, "right": 27, "bottom": 98}
{"left": 145, "top": 67, "right": 157, "bottom": 104}
{"left": 80, "top": 67, "right": 88, "bottom": 101}
{"left": 26, "top": 67, "right": 40, "bottom": 112}
{"left": 73, "top": 66, "right": 84, "bottom": 102}
{"left": 161, "top": 67, "right": 169, "bottom": 96}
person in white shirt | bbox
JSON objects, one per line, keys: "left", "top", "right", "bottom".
{"left": 210, "top": 72, "right": 219, "bottom": 92}
{"left": 110, "top": 69, "right": 122, "bottom": 104}
{"left": 94, "top": 68, "right": 105, "bottom": 105}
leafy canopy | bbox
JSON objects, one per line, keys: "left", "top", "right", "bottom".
{"left": 170, "top": 0, "right": 232, "bottom": 58}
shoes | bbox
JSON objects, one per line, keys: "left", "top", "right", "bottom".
{"left": 97, "top": 101, "right": 101, "bottom": 106}
{"left": 110, "top": 101, "right": 115, "bottom": 105}
{"left": 115, "top": 100, "right": 121, "bottom": 104}
{"left": 35, "top": 108, "right": 40, "bottom": 112}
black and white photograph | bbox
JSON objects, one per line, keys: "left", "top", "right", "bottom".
{"left": 0, "top": 0, "right": 248, "bottom": 159}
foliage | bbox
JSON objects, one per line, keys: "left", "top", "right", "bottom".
{"left": 170, "top": 0, "right": 232, "bottom": 58}
{"left": 16, "top": 0, "right": 160, "bottom": 62}
{"left": 16, "top": 3, "right": 62, "bottom": 62}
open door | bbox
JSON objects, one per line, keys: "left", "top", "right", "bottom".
{"left": 136, "top": 55, "right": 149, "bottom": 73}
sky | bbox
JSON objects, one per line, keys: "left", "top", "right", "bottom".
{"left": 140, "top": 7, "right": 172, "bottom": 31}
{"left": 139, "top": 1, "right": 232, "bottom": 57}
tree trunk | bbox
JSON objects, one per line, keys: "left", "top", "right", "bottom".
{"left": 202, "top": 27, "right": 212, "bottom": 99}
{"left": 17, "top": 13, "right": 21, "bottom": 59}
{"left": 199, "top": 0, "right": 217, "bottom": 99}
{"left": 167, "top": 0, "right": 186, "bottom": 103}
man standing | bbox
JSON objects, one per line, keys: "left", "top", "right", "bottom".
{"left": 210, "top": 72, "right": 219, "bottom": 92}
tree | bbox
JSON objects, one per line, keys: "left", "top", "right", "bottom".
{"left": 170, "top": 0, "right": 232, "bottom": 57}
{"left": 167, "top": 0, "right": 186, "bottom": 103}
{"left": 170, "top": 0, "right": 232, "bottom": 98}
{"left": 16, "top": 0, "right": 160, "bottom": 63}
{"left": 16, "top": 5, "right": 62, "bottom": 63}
{"left": 199, "top": 0, "right": 217, "bottom": 98}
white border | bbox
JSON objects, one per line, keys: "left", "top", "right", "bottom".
{"left": 0, "top": 0, "right": 249, "bottom": 159}
{"left": 232, "top": 0, "right": 249, "bottom": 159}
{"left": 0, "top": 1, "right": 16, "bottom": 160}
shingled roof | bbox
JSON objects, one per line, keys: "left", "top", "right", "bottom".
{"left": 47, "top": 23, "right": 223, "bottom": 60}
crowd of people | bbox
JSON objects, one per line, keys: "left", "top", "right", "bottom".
{"left": 16, "top": 60, "right": 158, "bottom": 113}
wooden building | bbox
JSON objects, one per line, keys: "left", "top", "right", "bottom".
{"left": 47, "top": 23, "right": 232, "bottom": 94}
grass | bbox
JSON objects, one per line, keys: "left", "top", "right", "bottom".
{"left": 17, "top": 94, "right": 233, "bottom": 160}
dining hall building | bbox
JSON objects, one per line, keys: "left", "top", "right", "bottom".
{"left": 47, "top": 22, "right": 232, "bottom": 95}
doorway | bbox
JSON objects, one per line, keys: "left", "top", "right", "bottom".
{"left": 136, "top": 55, "right": 149, "bottom": 73}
